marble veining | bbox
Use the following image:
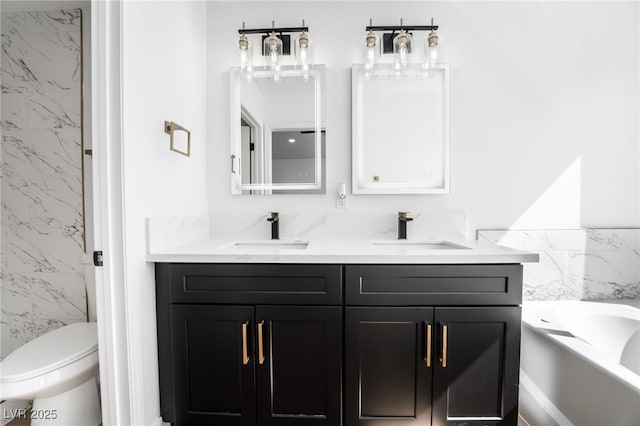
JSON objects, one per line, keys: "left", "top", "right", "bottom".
{"left": 206, "top": 211, "right": 468, "bottom": 241}
{"left": 1, "top": 11, "right": 26, "bottom": 35}
{"left": 146, "top": 215, "right": 211, "bottom": 253}
{"left": 585, "top": 229, "right": 640, "bottom": 251}
{"left": 25, "top": 10, "right": 82, "bottom": 34}
{"left": 1, "top": 10, "right": 81, "bottom": 85}
{"left": 2, "top": 130, "right": 83, "bottom": 237}
{"left": 1, "top": 9, "right": 85, "bottom": 360}
{"left": 1, "top": 271, "right": 85, "bottom": 318}
{"left": 0, "top": 92, "right": 26, "bottom": 129}
{"left": 478, "top": 229, "right": 640, "bottom": 301}
{"left": 6, "top": 316, "right": 79, "bottom": 359}
{"left": 7, "top": 224, "right": 84, "bottom": 272}
{"left": 27, "top": 84, "right": 82, "bottom": 128}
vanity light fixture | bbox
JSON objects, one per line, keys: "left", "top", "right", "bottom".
{"left": 363, "top": 18, "right": 440, "bottom": 70}
{"left": 288, "top": 138, "right": 296, "bottom": 143}
{"left": 236, "top": 20, "right": 311, "bottom": 78}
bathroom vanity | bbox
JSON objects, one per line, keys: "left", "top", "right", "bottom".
{"left": 152, "top": 238, "right": 534, "bottom": 426}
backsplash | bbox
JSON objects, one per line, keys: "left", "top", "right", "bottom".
{"left": 146, "top": 212, "right": 469, "bottom": 252}
{"left": 477, "top": 229, "right": 640, "bottom": 301}
{"left": 1, "top": 9, "right": 86, "bottom": 359}
{"left": 208, "top": 211, "right": 469, "bottom": 241}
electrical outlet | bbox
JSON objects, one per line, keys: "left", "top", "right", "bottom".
{"left": 336, "top": 183, "right": 348, "bottom": 209}
{"left": 336, "top": 197, "right": 347, "bottom": 209}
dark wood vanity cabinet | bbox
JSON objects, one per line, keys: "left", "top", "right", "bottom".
{"left": 156, "top": 263, "right": 523, "bottom": 426}
{"left": 345, "top": 307, "right": 435, "bottom": 425}
{"left": 344, "top": 265, "right": 523, "bottom": 426}
{"left": 430, "top": 306, "right": 521, "bottom": 426}
{"left": 169, "top": 304, "right": 256, "bottom": 425}
{"left": 156, "top": 264, "right": 343, "bottom": 426}
{"left": 345, "top": 306, "right": 521, "bottom": 426}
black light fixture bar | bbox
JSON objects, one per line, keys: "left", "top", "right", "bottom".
{"left": 237, "top": 26, "right": 309, "bottom": 35}
{"left": 367, "top": 23, "right": 440, "bottom": 54}
{"left": 238, "top": 23, "right": 308, "bottom": 56}
{"left": 365, "top": 25, "right": 438, "bottom": 32}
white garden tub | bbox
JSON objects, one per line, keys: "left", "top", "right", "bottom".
{"left": 520, "top": 300, "right": 640, "bottom": 426}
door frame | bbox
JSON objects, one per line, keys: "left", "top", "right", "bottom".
{"left": 91, "top": 0, "right": 132, "bottom": 424}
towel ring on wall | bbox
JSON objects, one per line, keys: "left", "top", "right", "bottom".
{"left": 164, "top": 120, "right": 191, "bottom": 157}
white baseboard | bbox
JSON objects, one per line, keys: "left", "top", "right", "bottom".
{"left": 150, "top": 415, "right": 170, "bottom": 426}
{"left": 518, "top": 414, "right": 530, "bottom": 426}
{"left": 1, "top": 400, "right": 31, "bottom": 426}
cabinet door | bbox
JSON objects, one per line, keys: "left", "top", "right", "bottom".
{"left": 432, "top": 307, "right": 521, "bottom": 426}
{"left": 171, "top": 305, "right": 256, "bottom": 426}
{"left": 345, "top": 307, "right": 434, "bottom": 426}
{"left": 256, "top": 306, "right": 342, "bottom": 425}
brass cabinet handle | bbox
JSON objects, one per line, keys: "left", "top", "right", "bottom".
{"left": 425, "top": 322, "right": 432, "bottom": 367}
{"left": 231, "top": 155, "right": 237, "bottom": 174}
{"left": 440, "top": 323, "right": 448, "bottom": 368}
{"left": 258, "top": 320, "right": 265, "bottom": 365}
{"left": 242, "top": 321, "right": 250, "bottom": 365}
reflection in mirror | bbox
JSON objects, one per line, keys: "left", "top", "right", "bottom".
{"left": 230, "top": 66, "right": 325, "bottom": 194}
{"left": 271, "top": 130, "right": 326, "bottom": 194}
{"left": 352, "top": 64, "right": 449, "bottom": 194}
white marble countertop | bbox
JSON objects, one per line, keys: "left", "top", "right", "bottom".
{"left": 147, "top": 237, "right": 539, "bottom": 264}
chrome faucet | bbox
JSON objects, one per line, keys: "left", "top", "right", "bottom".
{"left": 398, "top": 212, "right": 413, "bottom": 240}
{"left": 267, "top": 212, "right": 279, "bottom": 240}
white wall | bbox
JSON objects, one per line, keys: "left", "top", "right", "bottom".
{"left": 208, "top": 1, "right": 639, "bottom": 230}
{"left": 122, "top": 1, "right": 209, "bottom": 424}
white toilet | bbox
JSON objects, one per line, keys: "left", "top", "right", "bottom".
{"left": 0, "top": 323, "right": 100, "bottom": 425}
{"left": 0, "top": 257, "right": 101, "bottom": 426}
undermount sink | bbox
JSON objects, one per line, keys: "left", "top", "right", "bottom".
{"left": 226, "top": 241, "right": 309, "bottom": 251}
{"left": 371, "top": 241, "right": 469, "bottom": 250}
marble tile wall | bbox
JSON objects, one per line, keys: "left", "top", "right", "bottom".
{"left": 477, "top": 229, "right": 640, "bottom": 301}
{"left": 1, "top": 9, "right": 85, "bottom": 360}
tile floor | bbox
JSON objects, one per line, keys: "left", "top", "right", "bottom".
{"left": 6, "top": 414, "right": 29, "bottom": 426}
{"left": 4, "top": 411, "right": 527, "bottom": 426}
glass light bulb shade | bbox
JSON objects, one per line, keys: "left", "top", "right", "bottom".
{"left": 394, "top": 45, "right": 410, "bottom": 70}
{"left": 269, "top": 50, "right": 281, "bottom": 71}
{"left": 299, "top": 47, "right": 309, "bottom": 70}
{"left": 424, "top": 32, "right": 440, "bottom": 68}
{"left": 264, "top": 34, "right": 283, "bottom": 70}
{"left": 364, "top": 35, "right": 380, "bottom": 70}
{"left": 239, "top": 39, "right": 253, "bottom": 72}
{"left": 295, "top": 35, "right": 311, "bottom": 70}
{"left": 393, "top": 31, "right": 412, "bottom": 70}
{"left": 393, "top": 47, "right": 405, "bottom": 70}
{"left": 428, "top": 45, "right": 439, "bottom": 66}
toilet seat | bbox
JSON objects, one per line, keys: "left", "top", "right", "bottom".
{"left": 1, "top": 322, "right": 98, "bottom": 383}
